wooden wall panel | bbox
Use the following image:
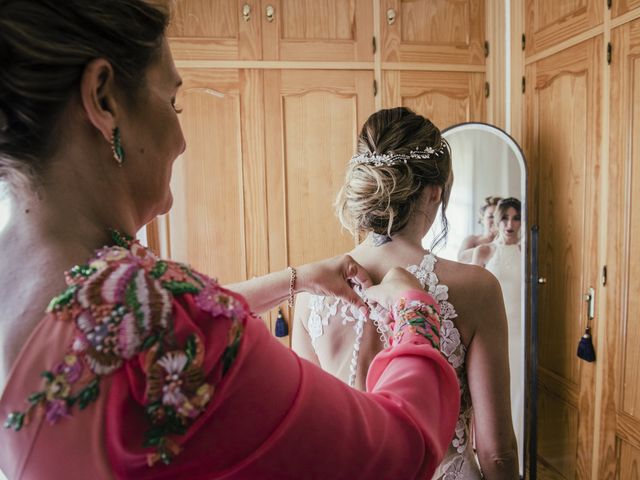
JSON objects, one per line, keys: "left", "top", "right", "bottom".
{"left": 168, "top": 0, "right": 262, "bottom": 60}
{"left": 525, "top": 0, "right": 602, "bottom": 56}
{"left": 526, "top": 37, "right": 602, "bottom": 480}
{"left": 599, "top": 15, "right": 640, "bottom": 480}
{"left": 380, "top": 0, "right": 485, "bottom": 65}
{"left": 619, "top": 439, "right": 640, "bottom": 480}
{"left": 613, "top": 0, "right": 640, "bottom": 19}
{"left": 168, "top": 69, "right": 247, "bottom": 284}
{"left": 538, "top": 389, "right": 579, "bottom": 478}
{"left": 264, "top": 70, "right": 374, "bottom": 273}
{"left": 260, "top": 0, "right": 373, "bottom": 61}
{"left": 381, "top": 71, "right": 485, "bottom": 131}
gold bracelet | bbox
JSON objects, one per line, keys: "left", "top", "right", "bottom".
{"left": 287, "top": 266, "right": 297, "bottom": 308}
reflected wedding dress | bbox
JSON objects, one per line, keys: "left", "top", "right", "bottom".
{"left": 485, "top": 242, "right": 524, "bottom": 474}
{"left": 305, "top": 253, "right": 483, "bottom": 479}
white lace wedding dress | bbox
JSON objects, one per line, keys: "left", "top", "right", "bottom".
{"left": 305, "top": 253, "right": 482, "bottom": 479}
{"left": 485, "top": 242, "right": 524, "bottom": 475}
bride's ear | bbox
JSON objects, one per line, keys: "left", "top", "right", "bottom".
{"left": 422, "top": 185, "right": 444, "bottom": 206}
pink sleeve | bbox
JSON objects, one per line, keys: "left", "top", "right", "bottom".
{"left": 106, "top": 289, "right": 459, "bottom": 480}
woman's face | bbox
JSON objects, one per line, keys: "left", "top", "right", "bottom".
{"left": 119, "top": 38, "right": 186, "bottom": 225}
{"left": 497, "top": 206, "right": 521, "bottom": 242}
{"left": 481, "top": 205, "right": 497, "bottom": 234}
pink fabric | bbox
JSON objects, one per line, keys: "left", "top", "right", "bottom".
{"left": 0, "top": 289, "right": 459, "bottom": 480}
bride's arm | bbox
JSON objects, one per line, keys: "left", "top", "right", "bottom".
{"left": 464, "top": 269, "right": 519, "bottom": 479}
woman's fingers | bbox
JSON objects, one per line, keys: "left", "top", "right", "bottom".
{"left": 344, "top": 256, "right": 373, "bottom": 289}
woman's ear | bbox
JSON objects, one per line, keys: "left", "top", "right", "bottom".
{"left": 424, "top": 184, "right": 443, "bottom": 205}
{"left": 79, "top": 58, "right": 119, "bottom": 142}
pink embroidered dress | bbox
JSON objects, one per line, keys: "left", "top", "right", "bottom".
{"left": 0, "top": 234, "right": 460, "bottom": 480}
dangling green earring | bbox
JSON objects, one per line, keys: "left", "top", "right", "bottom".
{"left": 110, "top": 127, "right": 125, "bottom": 166}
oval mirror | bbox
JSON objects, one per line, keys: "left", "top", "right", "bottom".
{"left": 424, "top": 122, "right": 531, "bottom": 477}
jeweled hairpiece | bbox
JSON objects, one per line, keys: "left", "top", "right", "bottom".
{"left": 350, "top": 144, "right": 446, "bottom": 167}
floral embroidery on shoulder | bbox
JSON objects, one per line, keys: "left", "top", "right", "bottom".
{"left": 3, "top": 231, "right": 245, "bottom": 467}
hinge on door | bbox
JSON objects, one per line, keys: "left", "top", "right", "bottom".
{"left": 521, "top": 76, "right": 526, "bottom": 93}
{"left": 602, "top": 265, "right": 607, "bottom": 286}
{"left": 607, "top": 0, "right": 612, "bottom": 9}
{"left": 607, "top": 42, "right": 612, "bottom": 65}
{"left": 372, "top": 36, "right": 377, "bottom": 54}
{"left": 484, "top": 41, "right": 489, "bottom": 58}
{"left": 373, "top": 79, "right": 378, "bottom": 96}
{"left": 484, "top": 81, "right": 490, "bottom": 98}
{"left": 521, "top": 33, "right": 526, "bottom": 51}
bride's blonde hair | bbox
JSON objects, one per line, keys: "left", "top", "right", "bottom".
{"left": 335, "top": 107, "right": 452, "bottom": 246}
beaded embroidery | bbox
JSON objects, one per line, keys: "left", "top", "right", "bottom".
{"left": 391, "top": 298, "right": 441, "bottom": 349}
{"left": 3, "top": 231, "right": 245, "bottom": 467}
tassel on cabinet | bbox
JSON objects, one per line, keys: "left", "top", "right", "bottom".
{"left": 577, "top": 326, "right": 596, "bottom": 362}
{"left": 275, "top": 307, "right": 289, "bottom": 338}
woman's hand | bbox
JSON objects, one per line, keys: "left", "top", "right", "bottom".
{"left": 363, "top": 267, "right": 423, "bottom": 311}
{"left": 297, "top": 255, "right": 373, "bottom": 312}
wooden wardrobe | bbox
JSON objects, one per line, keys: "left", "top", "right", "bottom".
{"left": 149, "top": 0, "right": 640, "bottom": 477}
{"left": 154, "top": 0, "right": 488, "bottom": 337}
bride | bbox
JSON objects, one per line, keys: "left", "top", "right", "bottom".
{"left": 292, "top": 107, "right": 518, "bottom": 479}
{"left": 473, "top": 197, "right": 524, "bottom": 473}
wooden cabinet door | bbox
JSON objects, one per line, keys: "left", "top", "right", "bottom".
{"left": 168, "top": 0, "right": 262, "bottom": 60}
{"left": 380, "top": 0, "right": 485, "bottom": 65}
{"left": 260, "top": 0, "right": 373, "bottom": 61}
{"left": 597, "top": 17, "right": 640, "bottom": 480}
{"left": 381, "top": 71, "right": 485, "bottom": 130}
{"left": 167, "top": 69, "right": 269, "bottom": 285}
{"left": 263, "top": 70, "right": 375, "bottom": 275}
{"left": 525, "top": 0, "right": 603, "bottom": 57}
{"left": 524, "top": 38, "right": 602, "bottom": 480}
{"left": 613, "top": 0, "right": 640, "bottom": 18}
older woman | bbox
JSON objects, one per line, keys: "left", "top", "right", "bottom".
{"left": 0, "top": 1, "right": 459, "bottom": 479}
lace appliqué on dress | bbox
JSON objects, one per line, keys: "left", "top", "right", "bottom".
{"left": 306, "top": 253, "right": 478, "bottom": 478}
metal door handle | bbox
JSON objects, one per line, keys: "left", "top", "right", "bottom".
{"left": 266, "top": 5, "right": 275, "bottom": 22}
{"left": 584, "top": 287, "right": 595, "bottom": 320}
{"left": 538, "top": 277, "right": 547, "bottom": 284}
{"left": 387, "top": 8, "right": 396, "bottom": 25}
{"left": 242, "top": 3, "right": 251, "bottom": 21}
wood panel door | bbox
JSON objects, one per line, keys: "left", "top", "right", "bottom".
{"left": 260, "top": 0, "right": 373, "bottom": 61}
{"left": 167, "top": 0, "right": 262, "bottom": 60}
{"left": 524, "top": 38, "right": 602, "bottom": 480}
{"left": 597, "top": 17, "right": 640, "bottom": 480}
{"left": 263, "top": 70, "right": 375, "bottom": 276}
{"left": 524, "top": 0, "right": 603, "bottom": 57}
{"left": 168, "top": 69, "right": 269, "bottom": 286}
{"left": 381, "top": 70, "right": 485, "bottom": 130}
{"left": 380, "top": 0, "right": 485, "bottom": 65}
{"left": 612, "top": 0, "right": 640, "bottom": 18}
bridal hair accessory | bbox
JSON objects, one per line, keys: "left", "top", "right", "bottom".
{"left": 110, "top": 127, "right": 125, "bottom": 166}
{"left": 350, "top": 144, "right": 446, "bottom": 167}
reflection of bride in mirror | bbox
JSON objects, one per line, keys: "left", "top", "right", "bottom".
{"left": 458, "top": 196, "right": 501, "bottom": 263}
{"left": 292, "top": 108, "right": 518, "bottom": 480}
{"left": 472, "top": 197, "right": 523, "bottom": 473}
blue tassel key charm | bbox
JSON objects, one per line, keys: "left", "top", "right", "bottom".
{"left": 275, "top": 308, "right": 289, "bottom": 338}
{"left": 577, "top": 326, "right": 596, "bottom": 362}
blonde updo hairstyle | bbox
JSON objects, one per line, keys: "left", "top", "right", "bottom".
{"left": 336, "top": 107, "right": 452, "bottom": 247}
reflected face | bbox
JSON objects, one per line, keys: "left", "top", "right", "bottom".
{"left": 497, "top": 207, "right": 522, "bottom": 242}
{"left": 481, "top": 205, "right": 497, "bottom": 233}
{"left": 121, "top": 38, "right": 186, "bottom": 224}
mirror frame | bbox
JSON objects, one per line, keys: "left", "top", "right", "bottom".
{"left": 441, "top": 122, "right": 536, "bottom": 479}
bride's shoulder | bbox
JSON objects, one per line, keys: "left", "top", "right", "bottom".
{"left": 433, "top": 258, "right": 500, "bottom": 301}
